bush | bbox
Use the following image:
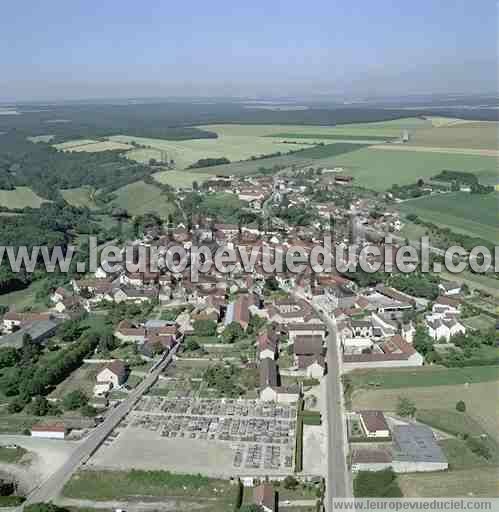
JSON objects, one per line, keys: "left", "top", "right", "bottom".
{"left": 354, "top": 469, "right": 402, "bottom": 497}
{"left": 396, "top": 396, "right": 417, "bottom": 417}
{"left": 283, "top": 475, "right": 299, "bottom": 490}
{"left": 62, "top": 390, "right": 88, "bottom": 410}
{"left": 456, "top": 400, "right": 466, "bottom": 413}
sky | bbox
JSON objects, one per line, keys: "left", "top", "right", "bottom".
{"left": 0, "top": 0, "right": 496, "bottom": 101}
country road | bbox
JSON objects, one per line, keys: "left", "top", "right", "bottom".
{"left": 24, "top": 345, "right": 179, "bottom": 506}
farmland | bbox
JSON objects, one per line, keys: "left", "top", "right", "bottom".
{"left": 108, "top": 129, "right": 313, "bottom": 168}
{"left": 55, "top": 140, "right": 133, "bottom": 152}
{"left": 0, "top": 187, "right": 48, "bottom": 208}
{"left": 351, "top": 379, "right": 499, "bottom": 443}
{"left": 407, "top": 121, "right": 498, "bottom": 151}
{"left": 153, "top": 170, "right": 212, "bottom": 188}
{"left": 399, "top": 192, "right": 499, "bottom": 243}
{"left": 110, "top": 180, "right": 176, "bottom": 218}
{"left": 398, "top": 468, "right": 499, "bottom": 498}
{"left": 325, "top": 147, "right": 497, "bottom": 191}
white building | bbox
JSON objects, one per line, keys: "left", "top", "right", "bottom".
{"left": 31, "top": 423, "right": 66, "bottom": 439}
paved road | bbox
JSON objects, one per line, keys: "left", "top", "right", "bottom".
{"left": 291, "top": 291, "right": 351, "bottom": 505}
{"left": 24, "top": 346, "right": 179, "bottom": 506}
{"left": 320, "top": 310, "right": 352, "bottom": 504}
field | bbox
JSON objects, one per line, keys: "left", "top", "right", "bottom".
{"left": 0, "top": 446, "right": 27, "bottom": 464}
{"left": 325, "top": 147, "right": 497, "bottom": 191}
{"left": 348, "top": 365, "right": 499, "bottom": 389}
{"left": 407, "top": 121, "right": 498, "bottom": 151}
{"left": 370, "top": 144, "right": 498, "bottom": 157}
{"left": 153, "top": 170, "right": 212, "bottom": 188}
{"left": 398, "top": 468, "right": 499, "bottom": 497}
{"left": 399, "top": 192, "right": 499, "bottom": 243}
{"left": 351, "top": 379, "right": 499, "bottom": 443}
{"left": 61, "top": 187, "right": 99, "bottom": 209}
{"left": 63, "top": 469, "right": 237, "bottom": 510}
{"left": 0, "top": 187, "right": 48, "bottom": 208}
{"left": 111, "top": 181, "right": 176, "bottom": 218}
{"left": 108, "top": 127, "right": 313, "bottom": 168}
{"left": 55, "top": 140, "right": 132, "bottom": 152}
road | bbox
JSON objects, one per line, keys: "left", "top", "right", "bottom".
{"left": 320, "top": 310, "right": 352, "bottom": 503}
{"left": 291, "top": 291, "right": 351, "bottom": 505}
{"left": 24, "top": 345, "right": 179, "bottom": 506}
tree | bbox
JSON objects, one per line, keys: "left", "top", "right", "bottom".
{"left": 193, "top": 319, "right": 217, "bottom": 337}
{"left": 24, "top": 504, "right": 69, "bottom": 512}
{"left": 456, "top": 400, "right": 466, "bottom": 413}
{"left": 26, "top": 396, "right": 50, "bottom": 416}
{"left": 222, "top": 322, "right": 244, "bottom": 344}
{"left": 81, "top": 404, "right": 98, "bottom": 417}
{"left": 283, "top": 475, "right": 299, "bottom": 490}
{"left": 63, "top": 390, "right": 88, "bottom": 410}
{"left": 396, "top": 396, "right": 417, "bottom": 417}
{"left": 0, "top": 347, "right": 19, "bottom": 368}
{"left": 413, "top": 326, "right": 433, "bottom": 357}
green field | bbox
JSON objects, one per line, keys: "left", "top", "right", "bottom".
{"left": 326, "top": 147, "right": 497, "bottom": 191}
{"left": 399, "top": 192, "right": 499, "bottom": 243}
{"left": 61, "top": 186, "right": 99, "bottom": 209}
{"left": 266, "top": 133, "right": 396, "bottom": 142}
{"left": 0, "top": 187, "right": 48, "bottom": 208}
{"left": 349, "top": 365, "right": 499, "bottom": 390}
{"left": 63, "top": 469, "right": 237, "bottom": 505}
{"left": 398, "top": 468, "right": 499, "bottom": 498}
{"left": 0, "top": 446, "right": 27, "bottom": 464}
{"left": 111, "top": 181, "right": 176, "bottom": 218}
{"left": 153, "top": 170, "right": 212, "bottom": 188}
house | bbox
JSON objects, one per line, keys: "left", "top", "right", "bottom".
{"left": 286, "top": 323, "right": 326, "bottom": 343}
{"left": 97, "top": 360, "right": 127, "bottom": 387}
{"left": 253, "top": 483, "right": 276, "bottom": 512}
{"left": 225, "top": 295, "right": 250, "bottom": 330}
{"left": 2, "top": 311, "right": 53, "bottom": 333}
{"left": 438, "top": 281, "right": 462, "bottom": 297}
{"left": 258, "top": 329, "right": 278, "bottom": 360}
{"left": 351, "top": 448, "right": 393, "bottom": 472}
{"left": 113, "top": 287, "right": 159, "bottom": 304}
{"left": 50, "top": 287, "right": 72, "bottom": 304}
{"left": 293, "top": 335, "right": 326, "bottom": 379}
{"left": 114, "top": 320, "right": 146, "bottom": 343}
{"left": 426, "top": 316, "right": 466, "bottom": 341}
{"left": 343, "top": 335, "right": 424, "bottom": 371}
{"left": 359, "top": 411, "right": 390, "bottom": 438}
{"left": 31, "top": 423, "right": 66, "bottom": 440}
{"left": 259, "top": 358, "right": 278, "bottom": 401}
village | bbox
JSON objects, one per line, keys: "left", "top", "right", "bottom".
{"left": 0, "top": 169, "right": 495, "bottom": 511}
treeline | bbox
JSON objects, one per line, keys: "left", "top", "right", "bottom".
{"left": 188, "top": 157, "right": 230, "bottom": 168}
{"left": 0, "top": 332, "right": 100, "bottom": 413}
{"left": 0, "top": 202, "right": 103, "bottom": 294}
{"left": 0, "top": 132, "right": 155, "bottom": 200}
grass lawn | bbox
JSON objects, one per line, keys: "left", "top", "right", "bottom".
{"left": 440, "top": 439, "right": 492, "bottom": 469}
{"left": 0, "top": 187, "right": 48, "bottom": 208}
{"left": 111, "top": 180, "right": 176, "bottom": 219}
{"left": 398, "top": 468, "right": 499, "bottom": 498}
{"left": 463, "top": 315, "right": 497, "bottom": 332}
{"left": 62, "top": 469, "right": 238, "bottom": 503}
{"left": 0, "top": 281, "right": 49, "bottom": 311}
{"left": 153, "top": 170, "right": 211, "bottom": 188}
{"left": 399, "top": 192, "right": 499, "bottom": 243}
{"left": 329, "top": 147, "right": 497, "bottom": 191}
{"left": 0, "top": 446, "right": 27, "bottom": 464}
{"left": 48, "top": 364, "right": 98, "bottom": 400}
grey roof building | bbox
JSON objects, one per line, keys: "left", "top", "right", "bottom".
{"left": 0, "top": 320, "right": 58, "bottom": 348}
{"left": 391, "top": 424, "right": 448, "bottom": 473}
